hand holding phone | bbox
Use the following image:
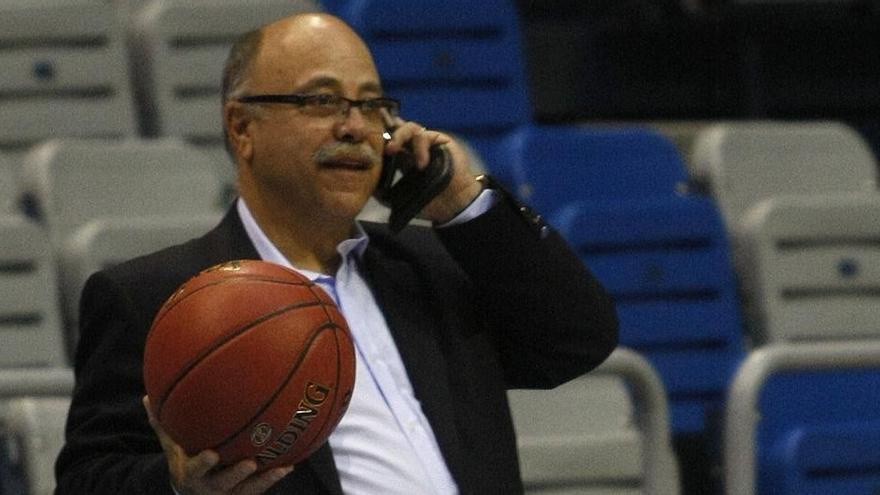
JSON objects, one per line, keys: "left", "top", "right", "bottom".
{"left": 375, "top": 121, "right": 453, "bottom": 233}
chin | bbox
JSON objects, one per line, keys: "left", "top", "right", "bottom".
{"left": 321, "top": 192, "right": 372, "bottom": 221}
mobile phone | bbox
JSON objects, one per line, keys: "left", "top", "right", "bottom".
{"left": 374, "top": 126, "right": 453, "bottom": 233}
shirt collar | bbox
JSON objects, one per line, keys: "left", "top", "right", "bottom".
{"left": 235, "top": 197, "right": 370, "bottom": 277}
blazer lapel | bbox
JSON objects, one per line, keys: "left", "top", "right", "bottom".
{"left": 361, "top": 244, "right": 469, "bottom": 489}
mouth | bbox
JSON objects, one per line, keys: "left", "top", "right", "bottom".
{"left": 319, "top": 156, "right": 373, "bottom": 171}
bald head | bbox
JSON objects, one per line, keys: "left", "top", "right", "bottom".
{"left": 222, "top": 13, "right": 375, "bottom": 104}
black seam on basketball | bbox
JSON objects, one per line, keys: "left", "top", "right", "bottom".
{"left": 154, "top": 299, "right": 333, "bottom": 419}
{"left": 207, "top": 321, "right": 343, "bottom": 452}
{"left": 301, "top": 326, "right": 346, "bottom": 457}
{"left": 306, "top": 285, "right": 338, "bottom": 323}
{"left": 149, "top": 276, "right": 314, "bottom": 337}
{"left": 297, "top": 286, "right": 348, "bottom": 455}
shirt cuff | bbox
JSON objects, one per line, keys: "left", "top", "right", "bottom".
{"left": 435, "top": 188, "right": 498, "bottom": 228}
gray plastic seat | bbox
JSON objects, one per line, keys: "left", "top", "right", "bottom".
{"left": 0, "top": 215, "right": 67, "bottom": 368}
{"left": 508, "top": 347, "right": 680, "bottom": 495}
{"left": 0, "top": 152, "right": 17, "bottom": 213}
{"left": 0, "top": 0, "right": 136, "bottom": 158}
{"left": 689, "top": 121, "right": 877, "bottom": 235}
{"left": 58, "top": 214, "right": 221, "bottom": 354}
{"left": 737, "top": 193, "right": 880, "bottom": 344}
{"left": 19, "top": 138, "right": 223, "bottom": 249}
{"left": 0, "top": 396, "right": 73, "bottom": 495}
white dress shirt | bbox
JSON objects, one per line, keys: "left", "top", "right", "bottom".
{"left": 236, "top": 191, "right": 494, "bottom": 494}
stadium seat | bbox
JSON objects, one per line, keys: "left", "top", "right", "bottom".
{"left": 0, "top": 0, "right": 136, "bottom": 160}
{"left": 500, "top": 125, "right": 745, "bottom": 436}
{"left": 330, "top": 0, "right": 531, "bottom": 182}
{"left": 0, "top": 369, "right": 74, "bottom": 399}
{"left": 689, "top": 121, "right": 878, "bottom": 234}
{"left": 0, "top": 396, "right": 73, "bottom": 495}
{"left": 19, "top": 138, "right": 223, "bottom": 249}
{"left": 509, "top": 347, "right": 680, "bottom": 495}
{"left": 737, "top": 193, "right": 880, "bottom": 344}
{"left": 0, "top": 152, "right": 16, "bottom": 214}
{"left": 0, "top": 215, "right": 67, "bottom": 368}
{"left": 504, "top": 125, "right": 689, "bottom": 210}
{"left": 725, "top": 341, "right": 880, "bottom": 495}
{"left": 58, "top": 214, "right": 221, "bottom": 357}
{"left": 0, "top": 368, "right": 73, "bottom": 495}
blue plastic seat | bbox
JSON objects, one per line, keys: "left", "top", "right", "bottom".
{"left": 726, "top": 342, "right": 880, "bottom": 495}
{"left": 759, "top": 371, "right": 880, "bottom": 494}
{"left": 329, "top": 0, "right": 531, "bottom": 179}
{"left": 500, "top": 124, "right": 745, "bottom": 435}
{"left": 505, "top": 125, "right": 688, "bottom": 210}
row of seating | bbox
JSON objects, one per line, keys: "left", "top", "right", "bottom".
{"left": 0, "top": 0, "right": 536, "bottom": 187}
{"left": 2, "top": 116, "right": 880, "bottom": 493}
{"left": 507, "top": 120, "right": 880, "bottom": 495}
{"left": 2, "top": 0, "right": 879, "bottom": 493}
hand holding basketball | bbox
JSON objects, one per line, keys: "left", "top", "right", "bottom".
{"left": 143, "top": 396, "right": 293, "bottom": 495}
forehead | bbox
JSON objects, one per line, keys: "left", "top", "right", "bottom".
{"left": 250, "top": 17, "right": 381, "bottom": 94}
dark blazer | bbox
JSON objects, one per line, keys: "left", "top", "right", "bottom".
{"left": 55, "top": 193, "right": 618, "bottom": 494}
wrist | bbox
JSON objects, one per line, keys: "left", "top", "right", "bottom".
{"left": 427, "top": 175, "right": 485, "bottom": 224}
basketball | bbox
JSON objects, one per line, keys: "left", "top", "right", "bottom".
{"left": 143, "top": 259, "right": 356, "bottom": 471}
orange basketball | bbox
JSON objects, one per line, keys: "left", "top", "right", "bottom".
{"left": 143, "top": 260, "right": 356, "bottom": 471}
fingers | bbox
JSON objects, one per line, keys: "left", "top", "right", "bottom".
{"left": 142, "top": 395, "right": 293, "bottom": 494}
{"left": 143, "top": 396, "right": 182, "bottom": 457}
{"left": 207, "top": 459, "right": 257, "bottom": 492}
{"left": 187, "top": 450, "right": 222, "bottom": 481}
{"left": 384, "top": 121, "right": 449, "bottom": 168}
{"left": 231, "top": 466, "right": 295, "bottom": 495}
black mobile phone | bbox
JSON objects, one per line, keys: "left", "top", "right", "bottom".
{"left": 375, "top": 128, "right": 453, "bottom": 233}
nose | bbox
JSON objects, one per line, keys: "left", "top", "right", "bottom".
{"left": 334, "top": 105, "right": 369, "bottom": 142}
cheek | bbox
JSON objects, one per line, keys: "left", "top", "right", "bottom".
{"left": 256, "top": 127, "right": 317, "bottom": 167}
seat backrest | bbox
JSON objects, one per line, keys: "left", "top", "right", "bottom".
{"left": 58, "top": 214, "right": 221, "bottom": 356}
{"left": 0, "top": 215, "right": 67, "bottom": 368}
{"left": 0, "top": 152, "right": 16, "bottom": 213}
{"left": 333, "top": 0, "right": 531, "bottom": 171}
{"left": 725, "top": 342, "right": 880, "bottom": 495}
{"left": 130, "top": 0, "right": 320, "bottom": 144}
{"left": 501, "top": 125, "right": 689, "bottom": 215}
{"left": 689, "top": 121, "right": 878, "bottom": 234}
{"left": 510, "top": 374, "right": 642, "bottom": 494}
{"left": 0, "top": 0, "right": 136, "bottom": 154}
{"left": 19, "top": 138, "right": 223, "bottom": 248}
{"left": 737, "top": 193, "right": 880, "bottom": 344}
{"left": 509, "top": 347, "right": 680, "bottom": 495}
{"left": 557, "top": 196, "right": 745, "bottom": 435}
{"left": 0, "top": 397, "right": 72, "bottom": 495}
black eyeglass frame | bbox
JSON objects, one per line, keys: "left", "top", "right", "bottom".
{"left": 235, "top": 93, "right": 401, "bottom": 118}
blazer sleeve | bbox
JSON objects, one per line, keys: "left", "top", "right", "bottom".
{"left": 434, "top": 187, "right": 619, "bottom": 389}
{"left": 55, "top": 270, "right": 175, "bottom": 495}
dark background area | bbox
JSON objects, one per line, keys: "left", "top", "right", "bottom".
{"left": 514, "top": 0, "right": 880, "bottom": 157}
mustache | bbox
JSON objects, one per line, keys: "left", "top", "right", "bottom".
{"left": 313, "top": 142, "right": 381, "bottom": 166}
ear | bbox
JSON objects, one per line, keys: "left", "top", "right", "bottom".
{"left": 224, "top": 101, "right": 255, "bottom": 163}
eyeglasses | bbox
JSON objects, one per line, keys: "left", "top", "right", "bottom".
{"left": 236, "top": 93, "right": 400, "bottom": 123}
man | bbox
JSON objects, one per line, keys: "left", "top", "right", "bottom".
{"left": 55, "top": 13, "right": 617, "bottom": 495}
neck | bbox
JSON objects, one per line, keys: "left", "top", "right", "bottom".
{"left": 240, "top": 188, "right": 353, "bottom": 275}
